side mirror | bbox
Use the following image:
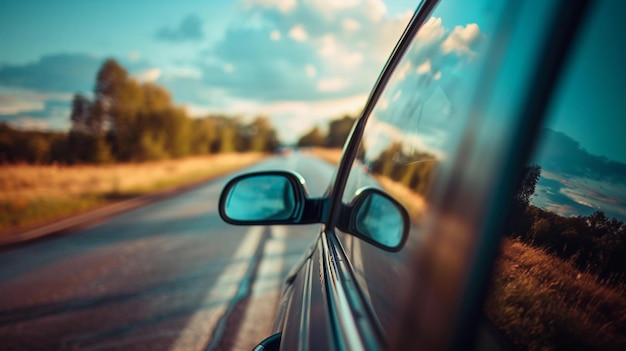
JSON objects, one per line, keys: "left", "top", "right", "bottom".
{"left": 345, "top": 188, "right": 409, "bottom": 252}
{"left": 219, "top": 171, "right": 322, "bottom": 225}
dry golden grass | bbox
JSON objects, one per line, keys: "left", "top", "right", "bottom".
{"left": 485, "top": 237, "right": 626, "bottom": 350}
{"left": 0, "top": 153, "right": 266, "bottom": 233}
{"left": 374, "top": 175, "right": 428, "bottom": 221}
{"left": 306, "top": 148, "right": 428, "bottom": 219}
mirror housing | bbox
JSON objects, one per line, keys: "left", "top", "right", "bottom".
{"left": 341, "top": 187, "right": 409, "bottom": 252}
{"left": 219, "top": 171, "right": 326, "bottom": 225}
{"left": 219, "top": 173, "right": 408, "bottom": 252}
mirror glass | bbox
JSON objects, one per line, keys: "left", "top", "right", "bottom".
{"left": 224, "top": 175, "right": 297, "bottom": 221}
{"left": 355, "top": 192, "right": 405, "bottom": 249}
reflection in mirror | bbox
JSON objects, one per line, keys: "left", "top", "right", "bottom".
{"left": 224, "top": 175, "right": 296, "bottom": 221}
{"left": 354, "top": 191, "right": 406, "bottom": 249}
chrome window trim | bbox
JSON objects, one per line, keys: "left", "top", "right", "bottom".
{"left": 325, "top": 0, "right": 440, "bottom": 230}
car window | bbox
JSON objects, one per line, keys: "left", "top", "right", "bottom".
{"left": 335, "top": 0, "right": 513, "bottom": 336}
{"left": 484, "top": 1, "right": 626, "bottom": 349}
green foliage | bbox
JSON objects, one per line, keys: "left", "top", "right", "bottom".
{"left": 326, "top": 115, "right": 356, "bottom": 148}
{"left": 297, "top": 127, "right": 325, "bottom": 147}
{"left": 0, "top": 123, "right": 67, "bottom": 164}
{"left": 370, "top": 142, "right": 438, "bottom": 195}
{"left": 0, "top": 59, "right": 284, "bottom": 165}
{"left": 295, "top": 115, "right": 356, "bottom": 149}
{"left": 67, "top": 132, "right": 112, "bottom": 164}
{"left": 513, "top": 164, "right": 541, "bottom": 209}
{"left": 505, "top": 165, "right": 626, "bottom": 284}
{"left": 190, "top": 118, "right": 217, "bottom": 154}
{"left": 241, "top": 116, "right": 280, "bottom": 152}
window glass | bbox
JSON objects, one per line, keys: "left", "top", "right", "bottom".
{"left": 484, "top": 1, "right": 626, "bottom": 349}
{"left": 336, "top": 0, "right": 511, "bottom": 333}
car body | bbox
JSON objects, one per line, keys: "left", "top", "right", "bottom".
{"left": 220, "top": 0, "right": 626, "bottom": 350}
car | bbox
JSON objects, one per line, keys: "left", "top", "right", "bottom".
{"left": 219, "top": 0, "right": 626, "bottom": 350}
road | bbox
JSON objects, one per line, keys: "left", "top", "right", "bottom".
{"left": 0, "top": 152, "right": 334, "bottom": 351}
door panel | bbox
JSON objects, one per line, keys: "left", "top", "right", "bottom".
{"left": 279, "top": 238, "right": 332, "bottom": 351}
{"left": 334, "top": 0, "right": 579, "bottom": 347}
{"left": 336, "top": 0, "right": 512, "bottom": 339}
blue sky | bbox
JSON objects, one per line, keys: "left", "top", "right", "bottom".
{"left": 0, "top": 0, "right": 418, "bottom": 142}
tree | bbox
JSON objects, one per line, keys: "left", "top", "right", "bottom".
{"left": 141, "top": 82, "right": 172, "bottom": 113}
{"left": 190, "top": 118, "right": 218, "bottom": 154}
{"left": 24, "top": 135, "right": 50, "bottom": 164}
{"left": 326, "top": 115, "right": 356, "bottom": 148}
{"left": 67, "top": 92, "right": 112, "bottom": 164}
{"left": 244, "top": 116, "right": 279, "bottom": 152}
{"left": 297, "top": 127, "right": 325, "bottom": 147}
{"left": 70, "top": 94, "right": 93, "bottom": 134}
{"left": 93, "top": 59, "right": 144, "bottom": 160}
{"left": 513, "top": 164, "right": 541, "bottom": 209}
{"left": 506, "top": 164, "right": 541, "bottom": 239}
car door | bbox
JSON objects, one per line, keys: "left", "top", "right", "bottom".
{"left": 319, "top": 0, "right": 592, "bottom": 350}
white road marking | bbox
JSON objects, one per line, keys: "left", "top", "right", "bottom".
{"left": 251, "top": 226, "right": 287, "bottom": 296}
{"left": 230, "top": 226, "right": 287, "bottom": 348}
{"left": 168, "top": 226, "right": 264, "bottom": 351}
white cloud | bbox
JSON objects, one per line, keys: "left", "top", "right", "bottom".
{"left": 136, "top": 68, "right": 161, "bottom": 82}
{"left": 128, "top": 51, "right": 141, "bottom": 62}
{"left": 308, "top": 0, "right": 360, "bottom": 13}
{"left": 365, "top": 0, "right": 387, "bottom": 21}
{"left": 164, "top": 67, "right": 202, "bottom": 80}
{"left": 270, "top": 30, "right": 281, "bottom": 40}
{"left": 344, "top": 52, "right": 364, "bottom": 66}
{"left": 342, "top": 18, "right": 361, "bottom": 32}
{"left": 193, "top": 0, "right": 414, "bottom": 127}
{"left": 416, "top": 17, "right": 445, "bottom": 43}
{"left": 392, "top": 62, "right": 412, "bottom": 82}
{"left": 289, "top": 25, "right": 308, "bottom": 41}
{"left": 305, "top": 64, "right": 317, "bottom": 78}
{"left": 318, "top": 78, "right": 348, "bottom": 92}
{"left": 8, "top": 117, "right": 50, "bottom": 130}
{"left": 0, "top": 98, "right": 44, "bottom": 115}
{"left": 317, "top": 34, "right": 363, "bottom": 68}
{"left": 3, "top": 101, "right": 71, "bottom": 131}
{"left": 0, "top": 88, "right": 72, "bottom": 115}
{"left": 416, "top": 59, "right": 431, "bottom": 74}
{"left": 185, "top": 93, "right": 367, "bottom": 143}
{"left": 441, "top": 23, "right": 480, "bottom": 55}
{"left": 318, "top": 34, "right": 339, "bottom": 57}
{"left": 242, "top": 0, "right": 296, "bottom": 13}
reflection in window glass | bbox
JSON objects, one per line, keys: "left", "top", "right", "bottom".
{"left": 484, "top": 1, "right": 626, "bottom": 349}
{"left": 336, "top": 0, "right": 509, "bottom": 337}
{"left": 343, "top": 10, "right": 499, "bottom": 217}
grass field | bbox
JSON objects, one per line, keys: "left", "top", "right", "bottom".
{"left": 0, "top": 153, "right": 266, "bottom": 234}
{"left": 485, "top": 237, "right": 626, "bottom": 350}
{"left": 377, "top": 175, "right": 626, "bottom": 349}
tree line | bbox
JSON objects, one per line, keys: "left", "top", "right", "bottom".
{"left": 376, "top": 150, "right": 626, "bottom": 283}
{"left": 507, "top": 165, "right": 626, "bottom": 284}
{"left": 296, "top": 115, "right": 356, "bottom": 149}
{"left": 0, "top": 59, "right": 280, "bottom": 164}
{"left": 0, "top": 59, "right": 361, "bottom": 165}
{"left": 358, "top": 140, "right": 626, "bottom": 284}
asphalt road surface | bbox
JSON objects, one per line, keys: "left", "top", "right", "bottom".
{"left": 0, "top": 152, "right": 335, "bottom": 351}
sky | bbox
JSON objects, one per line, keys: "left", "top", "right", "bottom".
{"left": 0, "top": 0, "right": 418, "bottom": 143}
